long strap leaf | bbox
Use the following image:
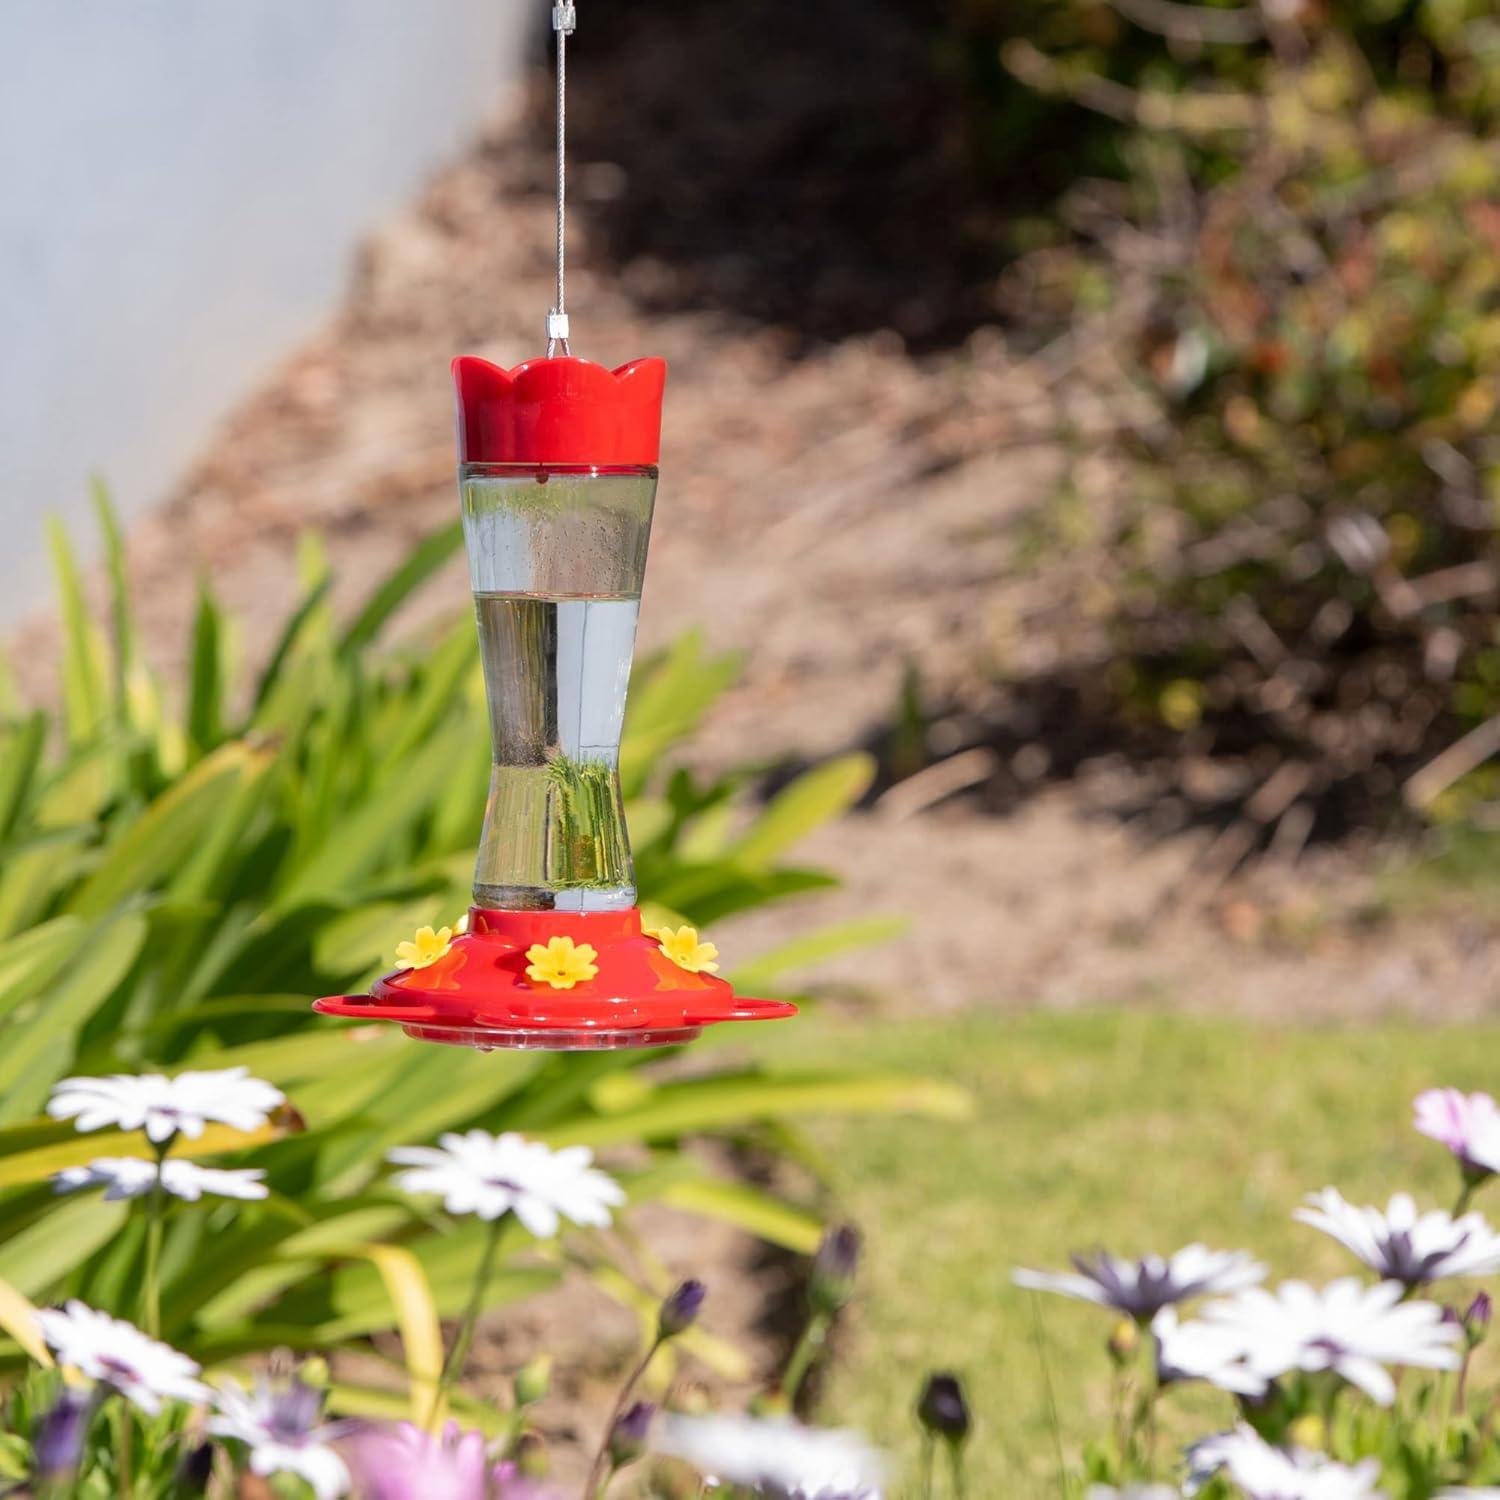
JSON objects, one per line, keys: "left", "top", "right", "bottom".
{"left": 0, "top": 712, "right": 46, "bottom": 842}
{"left": 47, "top": 517, "right": 109, "bottom": 748}
{"left": 339, "top": 521, "right": 464, "bottom": 656}
{"left": 328, "top": 1243, "right": 444, "bottom": 1427}
{"left": 0, "top": 1118, "right": 285, "bottom": 1191}
{"left": 0, "top": 1272, "right": 51, "bottom": 1366}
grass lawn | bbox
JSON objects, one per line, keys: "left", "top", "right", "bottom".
{"left": 744, "top": 1007, "right": 1500, "bottom": 1496}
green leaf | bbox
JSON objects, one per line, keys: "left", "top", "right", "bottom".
{"left": 311, "top": 900, "right": 434, "bottom": 981}
{"left": 286, "top": 1238, "right": 555, "bottom": 1336}
{"left": 332, "top": 1242, "right": 444, "bottom": 1425}
{"left": 656, "top": 1176, "right": 824, "bottom": 1253}
{"left": 0, "top": 912, "right": 148, "bottom": 1117}
{"left": 185, "top": 579, "right": 225, "bottom": 757}
{"left": 0, "top": 1274, "right": 51, "bottom": 1365}
{"left": 314, "top": 1044, "right": 534, "bottom": 1192}
{"left": 90, "top": 478, "right": 136, "bottom": 720}
{"left": 621, "top": 633, "right": 741, "bottom": 795}
{"left": 164, "top": 1202, "right": 410, "bottom": 1334}
{"left": 252, "top": 574, "right": 332, "bottom": 715}
{"left": 647, "top": 864, "right": 838, "bottom": 926}
{"left": 732, "top": 753, "right": 876, "bottom": 868}
{"left": 65, "top": 742, "right": 264, "bottom": 920}
{"left": 33, "top": 734, "right": 122, "bottom": 828}
{"left": 276, "top": 718, "right": 472, "bottom": 908}
{"left": 0, "top": 646, "right": 18, "bottom": 721}
{"left": 0, "top": 916, "right": 85, "bottom": 1025}
{"left": 181, "top": 1027, "right": 404, "bottom": 1097}
{"left": 538, "top": 1068, "right": 973, "bottom": 1149}
{"left": 340, "top": 521, "right": 465, "bottom": 656}
{"left": 0, "top": 1118, "right": 285, "bottom": 1190}
{"left": 375, "top": 622, "right": 479, "bottom": 768}
{"left": 0, "top": 841, "right": 88, "bottom": 943}
{"left": 0, "top": 1194, "right": 128, "bottom": 1299}
{"left": 0, "top": 713, "right": 46, "bottom": 843}
{"left": 325, "top": 1380, "right": 510, "bottom": 1437}
{"left": 729, "top": 916, "right": 906, "bottom": 991}
{"left": 47, "top": 516, "right": 110, "bottom": 748}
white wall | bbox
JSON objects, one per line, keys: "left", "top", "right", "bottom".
{"left": 0, "top": 0, "right": 532, "bottom": 615}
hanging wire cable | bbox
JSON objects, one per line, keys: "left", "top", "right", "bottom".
{"left": 546, "top": 2, "right": 576, "bottom": 357}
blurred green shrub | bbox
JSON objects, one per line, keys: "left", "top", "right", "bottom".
{"left": 954, "top": 0, "right": 1500, "bottom": 825}
{"left": 0, "top": 495, "right": 958, "bottom": 1404}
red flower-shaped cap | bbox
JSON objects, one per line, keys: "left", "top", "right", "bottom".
{"left": 314, "top": 906, "right": 795, "bottom": 1052}
{"left": 453, "top": 355, "right": 667, "bottom": 467}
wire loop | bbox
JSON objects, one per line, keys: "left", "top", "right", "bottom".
{"left": 547, "top": 1, "right": 574, "bottom": 355}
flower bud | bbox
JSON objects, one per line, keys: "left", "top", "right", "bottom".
{"left": 174, "top": 1441, "right": 215, "bottom": 1495}
{"left": 512, "top": 1431, "right": 549, "bottom": 1479}
{"left": 659, "top": 1279, "right": 707, "bottom": 1340}
{"left": 513, "top": 1354, "right": 552, "bottom": 1406}
{"left": 1467, "top": 1291, "right": 1492, "bottom": 1349}
{"left": 917, "top": 1372, "right": 971, "bottom": 1445}
{"left": 33, "top": 1390, "right": 89, "bottom": 1481}
{"left": 298, "top": 1356, "right": 331, "bottom": 1390}
{"left": 609, "top": 1400, "right": 655, "bottom": 1467}
{"left": 809, "top": 1224, "right": 861, "bottom": 1315}
{"left": 1108, "top": 1317, "right": 1139, "bottom": 1365}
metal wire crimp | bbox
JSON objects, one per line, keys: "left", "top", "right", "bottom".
{"left": 546, "top": 0, "right": 576, "bottom": 355}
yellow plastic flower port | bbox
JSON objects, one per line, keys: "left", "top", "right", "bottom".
{"left": 394, "top": 925, "right": 454, "bottom": 971}
{"left": 453, "top": 912, "right": 470, "bottom": 936}
{"left": 650, "top": 924, "right": 720, "bottom": 975}
{"left": 525, "top": 936, "right": 600, "bottom": 990}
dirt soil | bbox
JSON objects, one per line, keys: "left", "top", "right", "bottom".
{"left": 11, "top": 0, "right": 1500, "bottom": 1476}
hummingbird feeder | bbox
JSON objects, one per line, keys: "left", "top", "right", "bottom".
{"left": 314, "top": 3, "right": 796, "bottom": 1051}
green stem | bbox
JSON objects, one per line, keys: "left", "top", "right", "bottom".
{"left": 582, "top": 1337, "right": 662, "bottom": 1500}
{"left": 781, "top": 1311, "right": 830, "bottom": 1405}
{"left": 1455, "top": 1179, "right": 1477, "bottom": 1217}
{"left": 141, "top": 1138, "right": 172, "bottom": 1339}
{"left": 1027, "top": 1294, "right": 1068, "bottom": 1500}
{"left": 1110, "top": 1360, "right": 1129, "bottom": 1468}
{"left": 114, "top": 1401, "right": 132, "bottom": 1500}
{"left": 434, "top": 1214, "right": 507, "bottom": 1419}
{"left": 946, "top": 1437, "right": 967, "bottom": 1500}
{"left": 920, "top": 1434, "right": 935, "bottom": 1500}
{"left": 1128, "top": 1335, "right": 1161, "bottom": 1479}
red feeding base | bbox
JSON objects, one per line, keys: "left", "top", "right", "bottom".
{"left": 315, "top": 908, "right": 796, "bottom": 1051}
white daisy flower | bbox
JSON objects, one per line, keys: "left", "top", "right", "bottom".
{"left": 209, "top": 1376, "right": 350, "bottom": 1500}
{"left": 36, "top": 1301, "right": 211, "bottom": 1415}
{"left": 386, "top": 1130, "right": 624, "bottom": 1238}
{"left": 1152, "top": 1306, "right": 1272, "bottom": 1398}
{"left": 48, "top": 1067, "right": 285, "bottom": 1144}
{"left": 1013, "top": 1245, "right": 1266, "bottom": 1320}
{"left": 53, "top": 1156, "right": 269, "bottom": 1203}
{"left": 1186, "top": 1425, "right": 1383, "bottom": 1499}
{"left": 1295, "top": 1189, "right": 1500, "bottom": 1286}
{"left": 655, "top": 1413, "right": 886, "bottom": 1499}
{"left": 1415, "top": 1089, "right": 1500, "bottom": 1177}
{"left": 1197, "top": 1278, "right": 1461, "bottom": 1405}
